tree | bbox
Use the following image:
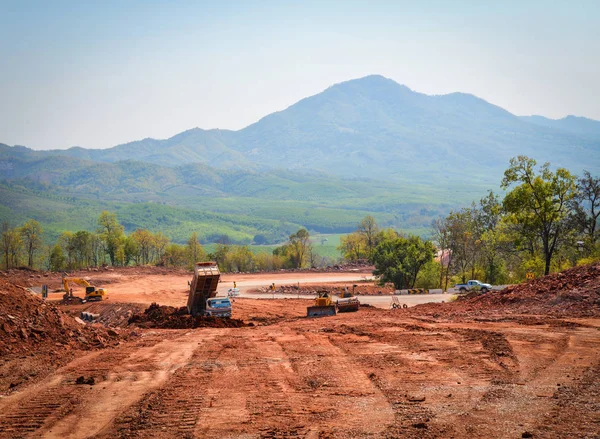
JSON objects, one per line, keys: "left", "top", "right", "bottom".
{"left": 338, "top": 232, "right": 367, "bottom": 261}
{"left": 431, "top": 217, "right": 453, "bottom": 291}
{"left": 357, "top": 215, "right": 380, "bottom": 258}
{"left": 20, "top": 219, "right": 43, "bottom": 268}
{"left": 502, "top": 156, "right": 577, "bottom": 275}
{"left": 288, "top": 228, "right": 311, "bottom": 268}
{"left": 164, "top": 243, "right": 187, "bottom": 267}
{"left": 475, "top": 191, "right": 508, "bottom": 284}
{"left": 153, "top": 232, "right": 170, "bottom": 265}
{"left": 446, "top": 208, "right": 480, "bottom": 283}
{"left": 71, "top": 230, "right": 92, "bottom": 268}
{"left": 1, "top": 222, "right": 21, "bottom": 270}
{"left": 49, "top": 244, "right": 66, "bottom": 271}
{"left": 213, "top": 243, "right": 232, "bottom": 271}
{"left": 123, "top": 236, "right": 140, "bottom": 266}
{"left": 371, "top": 234, "right": 435, "bottom": 289}
{"left": 131, "top": 229, "right": 153, "bottom": 265}
{"left": 187, "top": 232, "right": 205, "bottom": 266}
{"left": 570, "top": 170, "right": 600, "bottom": 247}
{"left": 97, "top": 211, "right": 125, "bottom": 266}
{"left": 230, "top": 246, "right": 255, "bottom": 272}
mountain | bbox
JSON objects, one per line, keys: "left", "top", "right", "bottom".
{"left": 8, "top": 75, "right": 594, "bottom": 185}
{"left": 1, "top": 75, "right": 599, "bottom": 243}
{"left": 519, "top": 115, "right": 600, "bottom": 141}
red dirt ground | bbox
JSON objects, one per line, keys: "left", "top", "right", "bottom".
{"left": 0, "top": 264, "right": 598, "bottom": 438}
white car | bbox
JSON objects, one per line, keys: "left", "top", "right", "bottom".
{"left": 227, "top": 288, "right": 240, "bottom": 297}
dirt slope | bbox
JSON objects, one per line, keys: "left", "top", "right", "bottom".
{"left": 0, "top": 277, "right": 123, "bottom": 393}
{"left": 413, "top": 262, "right": 600, "bottom": 318}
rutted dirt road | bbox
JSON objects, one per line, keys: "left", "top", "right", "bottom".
{"left": 1, "top": 268, "right": 599, "bottom": 438}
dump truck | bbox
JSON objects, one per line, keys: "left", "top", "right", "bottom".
{"left": 307, "top": 291, "right": 337, "bottom": 317}
{"left": 187, "top": 262, "right": 222, "bottom": 317}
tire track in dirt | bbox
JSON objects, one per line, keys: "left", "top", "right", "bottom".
{"left": 277, "top": 330, "right": 395, "bottom": 438}
{"left": 0, "top": 332, "right": 198, "bottom": 439}
{"left": 100, "top": 331, "right": 225, "bottom": 438}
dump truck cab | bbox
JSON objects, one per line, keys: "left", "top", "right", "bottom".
{"left": 205, "top": 297, "right": 232, "bottom": 318}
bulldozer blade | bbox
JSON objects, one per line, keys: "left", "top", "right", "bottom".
{"left": 307, "top": 305, "right": 337, "bottom": 317}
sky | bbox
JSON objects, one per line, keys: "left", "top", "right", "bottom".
{"left": 1, "top": 0, "right": 599, "bottom": 150}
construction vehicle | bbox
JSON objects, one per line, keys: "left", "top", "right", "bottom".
{"left": 307, "top": 290, "right": 337, "bottom": 317}
{"left": 187, "top": 262, "right": 223, "bottom": 317}
{"left": 336, "top": 285, "right": 360, "bottom": 312}
{"left": 62, "top": 277, "right": 108, "bottom": 302}
{"left": 204, "top": 297, "right": 232, "bottom": 318}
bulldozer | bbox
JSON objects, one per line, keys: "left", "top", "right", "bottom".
{"left": 307, "top": 290, "right": 337, "bottom": 317}
{"left": 62, "top": 277, "right": 108, "bottom": 302}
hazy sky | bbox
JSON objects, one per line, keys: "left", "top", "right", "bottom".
{"left": 1, "top": 0, "right": 599, "bottom": 150}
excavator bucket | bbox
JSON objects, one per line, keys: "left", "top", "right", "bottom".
{"left": 306, "top": 305, "right": 337, "bottom": 317}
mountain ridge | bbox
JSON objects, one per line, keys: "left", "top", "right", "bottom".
{"left": 2, "top": 75, "right": 599, "bottom": 182}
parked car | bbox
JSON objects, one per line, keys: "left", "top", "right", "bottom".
{"left": 227, "top": 288, "right": 240, "bottom": 297}
{"left": 454, "top": 280, "right": 492, "bottom": 293}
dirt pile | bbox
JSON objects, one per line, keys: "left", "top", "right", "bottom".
{"left": 0, "top": 278, "right": 121, "bottom": 357}
{"left": 128, "top": 303, "right": 248, "bottom": 329}
{"left": 414, "top": 262, "right": 600, "bottom": 318}
{"left": 469, "top": 262, "right": 600, "bottom": 316}
{"left": 0, "top": 277, "right": 124, "bottom": 393}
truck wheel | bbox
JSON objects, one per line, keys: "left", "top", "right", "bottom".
{"left": 459, "top": 287, "right": 466, "bottom": 293}
{"left": 481, "top": 288, "right": 488, "bottom": 293}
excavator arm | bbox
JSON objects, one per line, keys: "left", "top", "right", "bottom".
{"left": 61, "top": 277, "right": 107, "bottom": 302}
{"left": 62, "top": 277, "right": 91, "bottom": 293}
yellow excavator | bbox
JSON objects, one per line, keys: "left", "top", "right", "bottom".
{"left": 62, "top": 277, "right": 108, "bottom": 302}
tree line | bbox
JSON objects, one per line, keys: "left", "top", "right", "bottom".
{"left": 337, "top": 157, "right": 599, "bottom": 290}
{"left": 3, "top": 156, "right": 597, "bottom": 285}
{"left": 1, "top": 211, "right": 322, "bottom": 273}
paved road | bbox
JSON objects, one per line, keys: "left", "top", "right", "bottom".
{"left": 216, "top": 272, "right": 504, "bottom": 309}
{"left": 230, "top": 289, "right": 449, "bottom": 309}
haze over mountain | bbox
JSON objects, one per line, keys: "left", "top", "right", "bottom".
{"left": 519, "top": 115, "right": 600, "bottom": 141}
{"left": 5, "top": 75, "right": 599, "bottom": 186}
{"left": 1, "top": 75, "right": 599, "bottom": 243}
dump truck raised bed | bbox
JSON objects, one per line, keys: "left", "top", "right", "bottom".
{"left": 187, "top": 262, "right": 221, "bottom": 317}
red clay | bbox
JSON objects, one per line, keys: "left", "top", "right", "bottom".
{"left": 0, "top": 264, "right": 598, "bottom": 438}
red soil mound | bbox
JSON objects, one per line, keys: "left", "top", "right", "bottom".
{"left": 128, "top": 303, "right": 249, "bottom": 329}
{"left": 413, "top": 262, "right": 600, "bottom": 318}
{"left": 0, "top": 276, "right": 123, "bottom": 393}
